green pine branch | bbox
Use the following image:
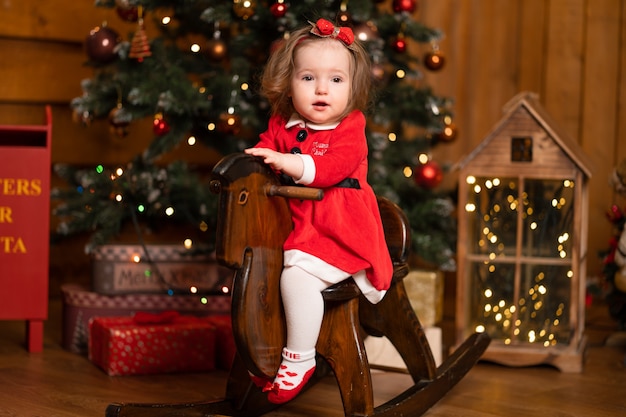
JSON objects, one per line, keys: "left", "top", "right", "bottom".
{"left": 58, "top": 0, "right": 458, "bottom": 269}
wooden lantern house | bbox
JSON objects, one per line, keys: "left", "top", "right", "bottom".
{"left": 455, "top": 92, "right": 592, "bottom": 372}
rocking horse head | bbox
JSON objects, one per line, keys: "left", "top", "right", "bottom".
{"left": 209, "top": 152, "right": 322, "bottom": 378}
{"left": 210, "top": 152, "right": 322, "bottom": 269}
{"left": 210, "top": 153, "right": 292, "bottom": 268}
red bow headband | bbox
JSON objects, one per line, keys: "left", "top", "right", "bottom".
{"left": 309, "top": 18, "right": 354, "bottom": 46}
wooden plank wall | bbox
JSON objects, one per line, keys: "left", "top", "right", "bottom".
{"left": 1, "top": 0, "right": 624, "bottom": 289}
{"left": 0, "top": 1, "right": 218, "bottom": 293}
{"left": 422, "top": 0, "right": 626, "bottom": 276}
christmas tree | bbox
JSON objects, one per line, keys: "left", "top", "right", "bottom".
{"left": 599, "top": 159, "right": 626, "bottom": 329}
{"left": 54, "top": 0, "right": 458, "bottom": 270}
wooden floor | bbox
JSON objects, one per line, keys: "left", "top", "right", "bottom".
{"left": 1, "top": 298, "right": 625, "bottom": 417}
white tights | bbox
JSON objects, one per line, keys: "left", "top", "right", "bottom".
{"left": 280, "top": 264, "right": 331, "bottom": 352}
{"left": 266, "top": 254, "right": 381, "bottom": 403}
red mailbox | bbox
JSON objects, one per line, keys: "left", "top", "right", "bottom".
{"left": 0, "top": 106, "right": 52, "bottom": 352}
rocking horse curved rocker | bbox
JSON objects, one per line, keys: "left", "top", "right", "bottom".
{"left": 106, "top": 153, "right": 490, "bottom": 417}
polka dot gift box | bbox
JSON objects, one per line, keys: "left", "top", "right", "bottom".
{"left": 88, "top": 311, "right": 216, "bottom": 376}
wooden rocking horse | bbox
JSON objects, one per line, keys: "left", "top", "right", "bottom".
{"left": 106, "top": 153, "right": 490, "bottom": 417}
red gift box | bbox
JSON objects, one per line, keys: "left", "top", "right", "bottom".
{"left": 206, "top": 315, "right": 236, "bottom": 370}
{"left": 62, "top": 284, "right": 231, "bottom": 354}
{"left": 89, "top": 312, "right": 216, "bottom": 376}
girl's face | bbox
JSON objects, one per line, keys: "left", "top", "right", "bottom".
{"left": 290, "top": 39, "right": 352, "bottom": 125}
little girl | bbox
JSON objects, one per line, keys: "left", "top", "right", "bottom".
{"left": 245, "top": 18, "right": 393, "bottom": 404}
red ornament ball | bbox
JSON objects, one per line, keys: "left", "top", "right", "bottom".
{"left": 270, "top": 2, "right": 288, "bottom": 18}
{"left": 392, "top": 37, "right": 407, "bottom": 53}
{"left": 116, "top": 5, "right": 139, "bottom": 22}
{"left": 424, "top": 50, "right": 446, "bottom": 71}
{"left": 611, "top": 204, "right": 624, "bottom": 221}
{"left": 413, "top": 160, "right": 443, "bottom": 189}
{"left": 85, "top": 25, "right": 120, "bottom": 64}
{"left": 153, "top": 113, "right": 170, "bottom": 136}
{"left": 393, "top": 0, "right": 417, "bottom": 13}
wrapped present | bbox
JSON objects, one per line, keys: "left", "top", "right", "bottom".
{"left": 403, "top": 269, "right": 444, "bottom": 327}
{"left": 61, "top": 284, "right": 231, "bottom": 354}
{"left": 92, "top": 244, "right": 232, "bottom": 295}
{"left": 364, "top": 327, "right": 443, "bottom": 370}
{"left": 205, "top": 315, "right": 236, "bottom": 370}
{"left": 89, "top": 312, "right": 216, "bottom": 376}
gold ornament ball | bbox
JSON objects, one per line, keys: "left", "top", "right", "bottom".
{"left": 438, "top": 123, "right": 458, "bottom": 143}
{"left": 233, "top": 0, "right": 256, "bottom": 20}
{"left": 424, "top": 50, "right": 445, "bottom": 71}
{"left": 206, "top": 38, "right": 227, "bottom": 61}
{"left": 108, "top": 106, "right": 130, "bottom": 137}
{"left": 72, "top": 109, "right": 93, "bottom": 126}
{"left": 615, "top": 270, "right": 626, "bottom": 293}
{"left": 353, "top": 21, "right": 379, "bottom": 42}
{"left": 218, "top": 112, "right": 242, "bottom": 135}
{"left": 337, "top": 11, "right": 352, "bottom": 25}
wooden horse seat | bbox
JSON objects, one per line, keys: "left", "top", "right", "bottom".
{"left": 321, "top": 279, "right": 360, "bottom": 301}
{"left": 313, "top": 195, "right": 443, "bottom": 416}
{"left": 321, "top": 196, "right": 410, "bottom": 303}
{"left": 320, "top": 194, "right": 411, "bottom": 307}
{"left": 105, "top": 153, "right": 490, "bottom": 417}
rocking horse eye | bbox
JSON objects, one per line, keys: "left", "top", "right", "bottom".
{"left": 238, "top": 189, "right": 249, "bottom": 205}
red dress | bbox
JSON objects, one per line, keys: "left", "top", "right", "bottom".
{"left": 255, "top": 110, "right": 393, "bottom": 292}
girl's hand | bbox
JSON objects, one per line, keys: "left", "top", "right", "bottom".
{"left": 245, "top": 147, "right": 284, "bottom": 169}
{"left": 245, "top": 147, "right": 304, "bottom": 179}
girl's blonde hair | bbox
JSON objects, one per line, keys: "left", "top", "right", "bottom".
{"left": 261, "top": 23, "right": 372, "bottom": 121}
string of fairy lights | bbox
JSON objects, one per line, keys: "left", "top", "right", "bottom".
{"left": 126, "top": 237, "right": 232, "bottom": 303}
{"left": 463, "top": 175, "right": 576, "bottom": 346}
{"left": 98, "top": 163, "right": 232, "bottom": 301}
